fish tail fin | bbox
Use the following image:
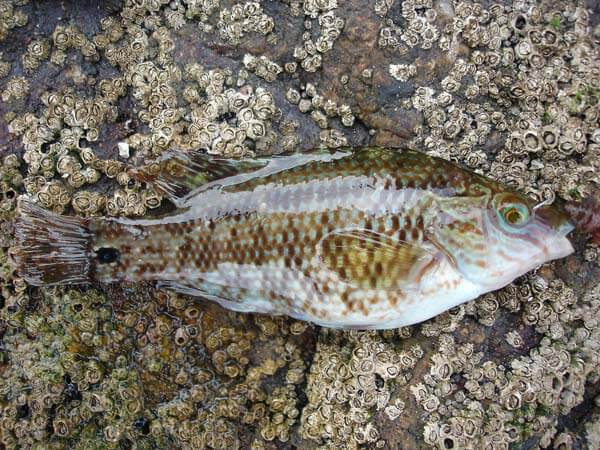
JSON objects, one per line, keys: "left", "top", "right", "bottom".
{"left": 10, "top": 197, "right": 94, "bottom": 285}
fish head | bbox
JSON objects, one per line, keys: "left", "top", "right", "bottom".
{"left": 434, "top": 191, "right": 574, "bottom": 291}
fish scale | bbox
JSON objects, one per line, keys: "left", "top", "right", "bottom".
{"left": 12, "top": 147, "right": 574, "bottom": 329}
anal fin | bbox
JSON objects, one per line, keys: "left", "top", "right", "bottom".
{"left": 158, "top": 279, "right": 277, "bottom": 314}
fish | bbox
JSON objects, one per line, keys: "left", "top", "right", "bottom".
{"left": 10, "top": 147, "right": 575, "bottom": 329}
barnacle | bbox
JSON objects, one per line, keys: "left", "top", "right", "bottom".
{"left": 389, "top": 63, "right": 416, "bottom": 82}
{"left": 217, "top": 2, "right": 274, "bottom": 45}
{"left": 1, "top": 76, "right": 29, "bottom": 102}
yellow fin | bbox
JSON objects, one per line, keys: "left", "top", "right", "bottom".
{"left": 318, "top": 228, "right": 435, "bottom": 290}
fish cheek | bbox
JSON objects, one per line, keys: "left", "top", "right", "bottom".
{"left": 431, "top": 214, "right": 491, "bottom": 284}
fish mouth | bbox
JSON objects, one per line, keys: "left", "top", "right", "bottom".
{"left": 531, "top": 203, "right": 575, "bottom": 260}
{"left": 528, "top": 223, "right": 574, "bottom": 262}
{"left": 533, "top": 203, "right": 575, "bottom": 237}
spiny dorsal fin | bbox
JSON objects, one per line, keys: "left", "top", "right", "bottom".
{"left": 128, "top": 148, "right": 352, "bottom": 208}
{"left": 128, "top": 149, "right": 268, "bottom": 207}
{"left": 317, "top": 228, "right": 437, "bottom": 290}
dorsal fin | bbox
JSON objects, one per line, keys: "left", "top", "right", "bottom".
{"left": 128, "top": 148, "right": 351, "bottom": 208}
{"left": 128, "top": 149, "right": 268, "bottom": 207}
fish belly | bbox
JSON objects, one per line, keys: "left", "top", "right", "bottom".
{"left": 158, "top": 255, "right": 482, "bottom": 329}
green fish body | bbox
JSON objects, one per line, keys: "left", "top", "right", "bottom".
{"left": 12, "top": 148, "right": 574, "bottom": 329}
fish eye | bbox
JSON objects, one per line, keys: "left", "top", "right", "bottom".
{"left": 96, "top": 247, "right": 120, "bottom": 264}
{"left": 499, "top": 203, "right": 530, "bottom": 227}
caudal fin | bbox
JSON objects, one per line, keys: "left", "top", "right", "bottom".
{"left": 10, "top": 197, "right": 93, "bottom": 285}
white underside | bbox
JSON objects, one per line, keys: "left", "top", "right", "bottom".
{"left": 161, "top": 256, "right": 485, "bottom": 330}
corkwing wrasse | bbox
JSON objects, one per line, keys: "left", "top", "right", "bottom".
{"left": 12, "top": 147, "right": 574, "bottom": 329}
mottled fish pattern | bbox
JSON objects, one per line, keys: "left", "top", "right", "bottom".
{"left": 12, "top": 147, "right": 574, "bottom": 329}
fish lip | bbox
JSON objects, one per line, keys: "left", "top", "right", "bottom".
{"left": 558, "top": 220, "right": 575, "bottom": 237}
{"left": 534, "top": 231, "right": 574, "bottom": 263}
{"left": 550, "top": 234, "right": 575, "bottom": 259}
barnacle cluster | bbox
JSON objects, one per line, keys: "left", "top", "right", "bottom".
{"left": 410, "top": 276, "right": 600, "bottom": 450}
{"left": 157, "top": 316, "right": 307, "bottom": 446}
{"left": 21, "top": 39, "right": 50, "bottom": 72}
{"left": 182, "top": 0, "right": 220, "bottom": 32}
{"left": 3, "top": 0, "right": 282, "bottom": 217}
{"left": 6, "top": 88, "right": 144, "bottom": 214}
{"left": 374, "top": 0, "right": 394, "bottom": 18}
{"left": 0, "top": 0, "right": 27, "bottom": 42}
{"left": 0, "top": 288, "right": 148, "bottom": 447}
{"left": 217, "top": 2, "right": 274, "bottom": 45}
{"left": 378, "top": 0, "right": 440, "bottom": 53}
{"left": 400, "top": 1, "right": 600, "bottom": 205}
{"left": 116, "top": 298, "right": 312, "bottom": 449}
{"left": 51, "top": 24, "right": 99, "bottom": 66}
{"left": 181, "top": 63, "right": 280, "bottom": 156}
{"left": 286, "top": 82, "right": 353, "bottom": 147}
{"left": 300, "top": 330, "right": 421, "bottom": 448}
{"left": 291, "top": 2, "right": 344, "bottom": 73}
{"left": 243, "top": 54, "right": 282, "bottom": 82}
{"left": 1, "top": 76, "right": 28, "bottom": 102}
{"left": 0, "top": 261, "right": 312, "bottom": 448}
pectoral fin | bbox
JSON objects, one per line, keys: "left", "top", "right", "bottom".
{"left": 318, "top": 228, "right": 437, "bottom": 290}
